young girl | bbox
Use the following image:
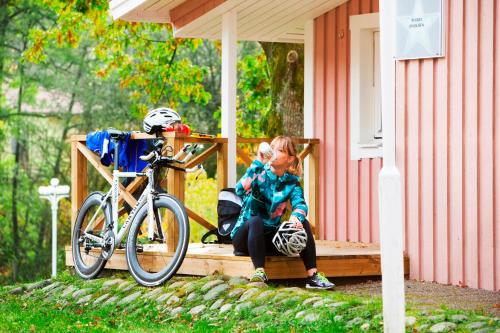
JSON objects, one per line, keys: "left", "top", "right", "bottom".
{"left": 231, "top": 136, "right": 334, "bottom": 289}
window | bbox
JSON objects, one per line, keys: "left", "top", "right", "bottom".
{"left": 349, "top": 13, "right": 382, "bottom": 160}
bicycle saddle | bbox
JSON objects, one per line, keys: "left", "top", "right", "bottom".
{"left": 107, "top": 128, "right": 127, "bottom": 140}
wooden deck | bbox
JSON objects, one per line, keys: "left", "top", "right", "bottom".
{"left": 65, "top": 240, "right": 409, "bottom": 279}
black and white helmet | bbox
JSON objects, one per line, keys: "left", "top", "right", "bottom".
{"left": 272, "top": 221, "right": 307, "bottom": 256}
{"left": 143, "top": 107, "right": 181, "bottom": 134}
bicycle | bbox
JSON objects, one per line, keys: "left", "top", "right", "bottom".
{"left": 71, "top": 129, "right": 202, "bottom": 287}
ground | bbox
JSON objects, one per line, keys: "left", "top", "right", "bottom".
{"left": 1, "top": 271, "right": 499, "bottom": 332}
{"left": 334, "top": 277, "right": 500, "bottom": 317}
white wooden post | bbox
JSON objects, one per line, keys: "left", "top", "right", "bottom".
{"left": 303, "top": 19, "right": 314, "bottom": 211}
{"left": 221, "top": 10, "right": 237, "bottom": 187}
{"left": 378, "top": 1, "right": 405, "bottom": 332}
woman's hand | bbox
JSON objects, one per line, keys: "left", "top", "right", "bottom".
{"left": 289, "top": 215, "right": 303, "bottom": 229}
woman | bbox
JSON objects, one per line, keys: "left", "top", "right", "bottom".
{"left": 231, "top": 136, "right": 335, "bottom": 289}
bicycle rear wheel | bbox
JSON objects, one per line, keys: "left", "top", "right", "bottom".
{"left": 72, "top": 192, "right": 111, "bottom": 279}
{"left": 126, "top": 194, "right": 189, "bottom": 287}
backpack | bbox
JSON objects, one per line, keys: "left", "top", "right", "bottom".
{"left": 201, "top": 188, "right": 242, "bottom": 244}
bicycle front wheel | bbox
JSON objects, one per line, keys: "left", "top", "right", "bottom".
{"left": 126, "top": 194, "right": 189, "bottom": 287}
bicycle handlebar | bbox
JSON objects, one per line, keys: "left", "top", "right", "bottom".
{"left": 139, "top": 143, "right": 201, "bottom": 173}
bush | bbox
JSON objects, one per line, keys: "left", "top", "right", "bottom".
{"left": 184, "top": 172, "right": 218, "bottom": 243}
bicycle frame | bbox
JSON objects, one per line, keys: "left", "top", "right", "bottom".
{"left": 82, "top": 167, "right": 162, "bottom": 248}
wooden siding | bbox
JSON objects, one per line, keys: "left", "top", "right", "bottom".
{"left": 315, "top": 0, "right": 499, "bottom": 291}
{"left": 170, "top": 0, "right": 225, "bottom": 28}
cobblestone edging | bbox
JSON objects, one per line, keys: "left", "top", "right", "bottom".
{"left": 4, "top": 275, "right": 500, "bottom": 333}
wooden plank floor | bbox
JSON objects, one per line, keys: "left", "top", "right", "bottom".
{"left": 65, "top": 240, "right": 409, "bottom": 279}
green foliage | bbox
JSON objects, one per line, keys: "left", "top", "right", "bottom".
{"left": 184, "top": 172, "right": 218, "bottom": 243}
{"left": 237, "top": 50, "right": 270, "bottom": 138}
{"left": 25, "top": 1, "right": 211, "bottom": 116}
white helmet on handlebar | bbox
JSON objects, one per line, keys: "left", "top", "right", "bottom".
{"left": 272, "top": 221, "right": 307, "bottom": 256}
{"left": 143, "top": 107, "right": 182, "bottom": 134}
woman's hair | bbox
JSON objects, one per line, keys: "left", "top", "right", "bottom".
{"left": 270, "top": 136, "right": 303, "bottom": 177}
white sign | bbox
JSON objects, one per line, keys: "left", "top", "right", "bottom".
{"left": 395, "top": 0, "right": 444, "bottom": 60}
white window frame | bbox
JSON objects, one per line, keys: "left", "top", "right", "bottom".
{"left": 350, "top": 13, "right": 383, "bottom": 160}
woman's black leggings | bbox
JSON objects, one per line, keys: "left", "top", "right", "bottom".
{"left": 232, "top": 216, "right": 317, "bottom": 270}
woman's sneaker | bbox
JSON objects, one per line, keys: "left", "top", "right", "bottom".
{"left": 305, "top": 272, "right": 335, "bottom": 289}
{"left": 250, "top": 268, "right": 268, "bottom": 282}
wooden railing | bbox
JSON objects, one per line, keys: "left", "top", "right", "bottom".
{"left": 70, "top": 132, "right": 320, "bottom": 239}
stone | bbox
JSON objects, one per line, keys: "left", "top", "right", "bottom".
{"left": 118, "top": 291, "right": 142, "bottom": 306}
{"left": 334, "top": 315, "right": 343, "bottom": 322}
{"left": 103, "top": 296, "right": 119, "bottom": 305}
{"left": 228, "top": 288, "right": 245, "bottom": 298}
{"left": 405, "top": 316, "right": 417, "bottom": 326}
{"left": 255, "top": 290, "right": 274, "bottom": 301}
{"left": 467, "top": 322, "right": 487, "bottom": 330}
{"left": 450, "top": 314, "right": 468, "bottom": 322}
{"left": 76, "top": 294, "right": 93, "bottom": 305}
{"left": 102, "top": 279, "right": 123, "bottom": 288}
{"left": 26, "top": 280, "right": 51, "bottom": 291}
{"left": 72, "top": 288, "right": 92, "bottom": 299}
{"left": 235, "top": 301, "right": 253, "bottom": 312}
{"left": 204, "top": 284, "right": 229, "bottom": 301}
{"left": 473, "top": 329, "right": 495, "bottom": 333}
{"left": 220, "top": 303, "right": 233, "bottom": 314}
{"left": 61, "top": 285, "right": 77, "bottom": 297}
{"left": 360, "top": 323, "right": 370, "bottom": 331}
{"left": 143, "top": 288, "right": 163, "bottom": 300}
{"left": 156, "top": 293, "right": 173, "bottom": 303}
{"left": 347, "top": 317, "right": 363, "bottom": 328}
{"left": 9, "top": 287, "right": 24, "bottom": 295}
{"left": 428, "top": 315, "right": 446, "bottom": 322}
{"left": 282, "top": 287, "right": 304, "bottom": 293}
{"left": 189, "top": 305, "right": 206, "bottom": 316}
{"left": 170, "top": 306, "right": 184, "bottom": 316}
{"left": 252, "top": 305, "right": 268, "bottom": 314}
{"left": 201, "top": 280, "right": 224, "bottom": 292}
{"left": 118, "top": 283, "right": 135, "bottom": 293}
{"left": 187, "top": 292, "right": 198, "bottom": 301}
{"left": 209, "top": 298, "right": 225, "bottom": 310}
{"left": 183, "top": 282, "right": 197, "bottom": 293}
{"left": 167, "top": 281, "right": 186, "bottom": 289}
{"left": 416, "top": 324, "right": 429, "bottom": 332}
{"left": 271, "top": 293, "right": 287, "bottom": 303}
{"left": 45, "top": 285, "right": 64, "bottom": 298}
{"left": 41, "top": 282, "right": 62, "bottom": 293}
{"left": 429, "top": 322, "right": 457, "bottom": 333}
{"left": 303, "top": 313, "right": 320, "bottom": 322}
{"left": 93, "top": 294, "right": 110, "bottom": 306}
{"left": 228, "top": 277, "right": 248, "bottom": 286}
{"left": 246, "top": 282, "right": 267, "bottom": 288}
{"left": 239, "top": 288, "right": 259, "bottom": 301}
{"left": 295, "top": 311, "right": 307, "bottom": 319}
{"left": 117, "top": 281, "right": 133, "bottom": 291}
{"left": 312, "top": 300, "right": 326, "bottom": 308}
{"left": 166, "top": 295, "right": 181, "bottom": 306}
{"left": 281, "top": 295, "right": 302, "bottom": 305}
{"left": 302, "top": 296, "right": 322, "bottom": 306}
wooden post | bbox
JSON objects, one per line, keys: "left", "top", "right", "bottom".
{"left": 308, "top": 144, "right": 320, "bottom": 239}
{"left": 71, "top": 140, "right": 87, "bottom": 231}
{"left": 166, "top": 133, "right": 185, "bottom": 252}
{"left": 217, "top": 141, "right": 228, "bottom": 193}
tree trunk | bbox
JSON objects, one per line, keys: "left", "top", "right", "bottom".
{"left": 11, "top": 137, "right": 20, "bottom": 282}
{"left": 259, "top": 42, "right": 304, "bottom": 138}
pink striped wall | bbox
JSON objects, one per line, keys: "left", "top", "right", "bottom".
{"left": 314, "top": 0, "right": 499, "bottom": 291}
